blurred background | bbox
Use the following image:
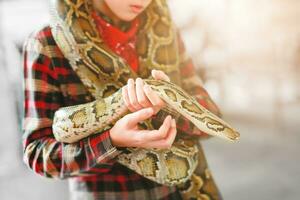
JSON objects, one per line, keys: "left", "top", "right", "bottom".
{"left": 0, "top": 0, "right": 299, "bottom": 199}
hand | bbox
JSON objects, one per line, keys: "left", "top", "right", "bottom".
{"left": 110, "top": 107, "right": 177, "bottom": 149}
{"left": 151, "top": 69, "right": 170, "bottom": 82}
{"left": 122, "top": 70, "right": 170, "bottom": 114}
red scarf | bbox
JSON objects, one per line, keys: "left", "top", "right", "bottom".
{"left": 92, "top": 12, "right": 140, "bottom": 72}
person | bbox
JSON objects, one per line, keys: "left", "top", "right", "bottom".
{"left": 22, "top": 0, "right": 222, "bottom": 199}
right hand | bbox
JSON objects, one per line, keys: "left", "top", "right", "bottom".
{"left": 122, "top": 71, "right": 169, "bottom": 114}
{"left": 110, "top": 107, "right": 177, "bottom": 149}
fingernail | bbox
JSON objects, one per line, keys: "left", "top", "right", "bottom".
{"left": 146, "top": 107, "right": 154, "bottom": 114}
{"left": 172, "top": 119, "right": 176, "bottom": 126}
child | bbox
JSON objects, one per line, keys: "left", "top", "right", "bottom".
{"left": 23, "top": 0, "right": 222, "bottom": 199}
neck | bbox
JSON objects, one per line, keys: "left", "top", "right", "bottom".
{"left": 93, "top": 1, "right": 122, "bottom": 27}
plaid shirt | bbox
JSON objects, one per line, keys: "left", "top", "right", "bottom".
{"left": 22, "top": 24, "right": 221, "bottom": 200}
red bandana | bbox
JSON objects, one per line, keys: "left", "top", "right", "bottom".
{"left": 92, "top": 12, "right": 140, "bottom": 72}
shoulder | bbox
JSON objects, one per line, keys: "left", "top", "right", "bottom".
{"left": 23, "top": 24, "right": 64, "bottom": 59}
{"left": 23, "top": 25, "right": 67, "bottom": 78}
{"left": 31, "top": 25, "right": 53, "bottom": 42}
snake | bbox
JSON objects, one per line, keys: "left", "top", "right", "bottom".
{"left": 49, "top": 0, "right": 239, "bottom": 189}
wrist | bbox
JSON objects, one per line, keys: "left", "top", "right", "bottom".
{"left": 109, "top": 129, "right": 127, "bottom": 151}
{"left": 109, "top": 127, "right": 124, "bottom": 148}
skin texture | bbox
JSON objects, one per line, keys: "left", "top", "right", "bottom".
{"left": 111, "top": 70, "right": 176, "bottom": 148}
{"left": 93, "top": 0, "right": 152, "bottom": 26}
{"left": 93, "top": 0, "right": 175, "bottom": 148}
{"left": 110, "top": 108, "right": 177, "bottom": 149}
{"left": 122, "top": 70, "right": 170, "bottom": 113}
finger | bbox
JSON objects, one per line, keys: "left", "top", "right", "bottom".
{"left": 142, "top": 115, "right": 172, "bottom": 141}
{"left": 125, "top": 107, "right": 155, "bottom": 127}
{"left": 127, "top": 79, "right": 143, "bottom": 110}
{"left": 147, "top": 119, "right": 177, "bottom": 149}
{"left": 165, "top": 119, "right": 177, "bottom": 146}
{"left": 136, "top": 78, "right": 152, "bottom": 107}
{"left": 122, "top": 86, "right": 136, "bottom": 112}
{"left": 143, "top": 84, "right": 165, "bottom": 111}
{"left": 151, "top": 70, "right": 170, "bottom": 82}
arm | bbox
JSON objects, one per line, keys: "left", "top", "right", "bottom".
{"left": 22, "top": 33, "right": 121, "bottom": 179}
{"left": 176, "top": 30, "right": 222, "bottom": 139}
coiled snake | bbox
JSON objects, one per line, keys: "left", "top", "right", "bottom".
{"left": 49, "top": 0, "right": 239, "bottom": 194}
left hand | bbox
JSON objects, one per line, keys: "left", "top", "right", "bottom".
{"left": 122, "top": 70, "right": 170, "bottom": 114}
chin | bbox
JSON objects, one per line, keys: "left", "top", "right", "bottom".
{"left": 118, "top": 13, "right": 139, "bottom": 22}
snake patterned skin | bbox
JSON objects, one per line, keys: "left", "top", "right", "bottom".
{"left": 49, "top": 0, "right": 239, "bottom": 189}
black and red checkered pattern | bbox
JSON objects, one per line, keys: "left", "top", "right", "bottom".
{"left": 22, "top": 22, "right": 221, "bottom": 199}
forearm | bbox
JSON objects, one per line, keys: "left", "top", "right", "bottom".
{"left": 181, "top": 71, "right": 222, "bottom": 118}
{"left": 53, "top": 88, "right": 129, "bottom": 143}
{"left": 23, "top": 127, "right": 121, "bottom": 179}
{"left": 175, "top": 30, "right": 222, "bottom": 138}
{"left": 176, "top": 72, "right": 222, "bottom": 138}
{"left": 23, "top": 33, "right": 122, "bottom": 179}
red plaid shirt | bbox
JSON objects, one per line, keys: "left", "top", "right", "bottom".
{"left": 22, "top": 15, "right": 221, "bottom": 199}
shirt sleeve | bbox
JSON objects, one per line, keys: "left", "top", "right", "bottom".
{"left": 22, "top": 33, "right": 121, "bottom": 179}
{"left": 175, "top": 30, "right": 222, "bottom": 139}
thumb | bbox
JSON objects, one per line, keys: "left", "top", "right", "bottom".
{"left": 126, "top": 107, "right": 155, "bottom": 127}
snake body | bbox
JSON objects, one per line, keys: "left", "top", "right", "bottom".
{"left": 50, "top": 0, "right": 239, "bottom": 187}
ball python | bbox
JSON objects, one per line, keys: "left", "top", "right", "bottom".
{"left": 49, "top": 0, "right": 240, "bottom": 187}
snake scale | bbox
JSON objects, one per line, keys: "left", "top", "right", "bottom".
{"left": 49, "top": 0, "right": 239, "bottom": 188}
